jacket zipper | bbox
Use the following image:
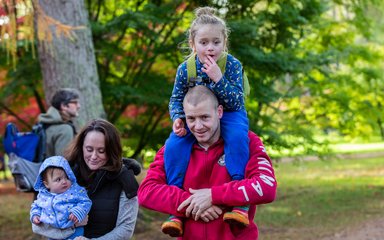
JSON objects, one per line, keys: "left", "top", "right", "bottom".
{"left": 50, "top": 195, "right": 59, "bottom": 227}
{"left": 204, "top": 148, "right": 208, "bottom": 240}
{"left": 90, "top": 171, "right": 106, "bottom": 195}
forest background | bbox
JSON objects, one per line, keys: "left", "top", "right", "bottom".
{"left": 0, "top": 0, "right": 383, "bottom": 164}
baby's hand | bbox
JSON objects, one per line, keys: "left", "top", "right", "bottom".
{"left": 68, "top": 213, "right": 79, "bottom": 223}
{"left": 173, "top": 118, "right": 187, "bottom": 137}
{"left": 32, "top": 215, "right": 41, "bottom": 224}
{"left": 75, "top": 215, "right": 88, "bottom": 227}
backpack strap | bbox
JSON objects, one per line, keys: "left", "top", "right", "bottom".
{"left": 33, "top": 123, "right": 48, "bottom": 163}
{"left": 217, "top": 52, "right": 227, "bottom": 73}
{"left": 186, "top": 52, "right": 250, "bottom": 97}
{"left": 33, "top": 122, "right": 75, "bottom": 163}
{"left": 186, "top": 54, "right": 197, "bottom": 81}
{"left": 186, "top": 53, "right": 227, "bottom": 86}
{"left": 243, "top": 71, "right": 250, "bottom": 97}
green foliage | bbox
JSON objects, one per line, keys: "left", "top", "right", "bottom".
{"left": 0, "top": 46, "right": 44, "bottom": 128}
{"left": 227, "top": 0, "right": 335, "bottom": 154}
{"left": 86, "top": 1, "right": 197, "bottom": 156}
{"left": 1, "top": 0, "right": 383, "bottom": 159}
{"left": 85, "top": 0, "right": 384, "bottom": 158}
{"left": 255, "top": 157, "right": 384, "bottom": 239}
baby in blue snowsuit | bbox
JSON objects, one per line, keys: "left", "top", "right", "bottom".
{"left": 30, "top": 156, "right": 92, "bottom": 240}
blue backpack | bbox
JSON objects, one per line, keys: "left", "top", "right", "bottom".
{"left": 3, "top": 122, "right": 48, "bottom": 192}
{"left": 3, "top": 122, "right": 47, "bottom": 163}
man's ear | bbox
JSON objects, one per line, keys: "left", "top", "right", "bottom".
{"left": 217, "top": 105, "right": 224, "bottom": 119}
{"left": 60, "top": 103, "right": 68, "bottom": 111}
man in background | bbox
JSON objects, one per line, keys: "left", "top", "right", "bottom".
{"left": 38, "top": 88, "right": 80, "bottom": 156}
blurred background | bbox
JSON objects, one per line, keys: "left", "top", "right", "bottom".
{"left": 0, "top": 0, "right": 383, "bottom": 239}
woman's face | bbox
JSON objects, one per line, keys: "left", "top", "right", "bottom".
{"left": 83, "top": 131, "right": 108, "bottom": 171}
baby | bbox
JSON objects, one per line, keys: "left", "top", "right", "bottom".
{"left": 30, "top": 156, "right": 92, "bottom": 240}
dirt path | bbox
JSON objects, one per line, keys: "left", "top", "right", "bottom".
{"left": 135, "top": 216, "right": 384, "bottom": 240}
{"left": 320, "top": 217, "right": 384, "bottom": 240}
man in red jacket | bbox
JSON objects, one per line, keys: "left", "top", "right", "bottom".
{"left": 138, "top": 85, "right": 277, "bottom": 240}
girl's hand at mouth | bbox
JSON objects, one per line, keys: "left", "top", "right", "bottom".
{"left": 202, "top": 55, "right": 222, "bottom": 83}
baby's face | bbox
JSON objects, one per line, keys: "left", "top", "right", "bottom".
{"left": 44, "top": 168, "right": 72, "bottom": 194}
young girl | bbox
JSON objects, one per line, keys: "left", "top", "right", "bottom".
{"left": 163, "top": 6, "right": 250, "bottom": 237}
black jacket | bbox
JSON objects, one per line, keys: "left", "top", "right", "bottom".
{"left": 74, "top": 158, "right": 141, "bottom": 238}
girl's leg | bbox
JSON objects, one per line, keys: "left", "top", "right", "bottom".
{"left": 164, "top": 130, "right": 195, "bottom": 187}
{"left": 220, "top": 110, "right": 249, "bottom": 180}
{"left": 221, "top": 110, "right": 250, "bottom": 227}
{"left": 223, "top": 205, "right": 250, "bottom": 227}
{"left": 161, "top": 215, "right": 184, "bottom": 237}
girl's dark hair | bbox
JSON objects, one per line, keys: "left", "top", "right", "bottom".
{"left": 64, "top": 119, "right": 122, "bottom": 184}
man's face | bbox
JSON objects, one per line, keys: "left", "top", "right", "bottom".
{"left": 62, "top": 99, "right": 80, "bottom": 118}
{"left": 184, "top": 99, "right": 223, "bottom": 149}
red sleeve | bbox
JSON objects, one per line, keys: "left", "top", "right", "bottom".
{"left": 211, "top": 132, "right": 277, "bottom": 206}
{"left": 137, "top": 146, "right": 191, "bottom": 217}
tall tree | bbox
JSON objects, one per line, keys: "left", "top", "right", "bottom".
{"left": 35, "top": 0, "right": 105, "bottom": 126}
{"left": 87, "top": 1, "right": 195, "bottom": 158}
{"left": 2, "top": 0, "right": 383, "bottom": 160}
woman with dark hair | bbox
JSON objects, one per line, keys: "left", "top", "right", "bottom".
{"left": 65, "top": 119, "right": 140, "bottom": 240}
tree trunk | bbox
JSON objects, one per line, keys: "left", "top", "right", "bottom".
{"left": 35, "top": 0, "right": 106, "bottom": 128}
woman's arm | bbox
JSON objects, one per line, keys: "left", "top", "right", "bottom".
{"left": 91, "top": 194, "right": 138, "bottom": 240}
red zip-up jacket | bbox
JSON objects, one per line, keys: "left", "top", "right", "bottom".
{"left": 138, "top": 131, "right": 277, "bottom": 240}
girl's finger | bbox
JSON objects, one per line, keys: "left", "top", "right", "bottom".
{"left": 207, "top": 55, "right": 215, "bottom": 65}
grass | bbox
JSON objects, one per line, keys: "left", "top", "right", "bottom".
{"left": 0, "top": 189, "right": 33, "bottom": 240}
{"left": 255, "top": 157, "right": 384, "bottom": 239}
{"left": 1, "top": 154, "right": 383, "bottom": 239}
{"left": 268, "top": 135, "right": 384, "bottom": 158}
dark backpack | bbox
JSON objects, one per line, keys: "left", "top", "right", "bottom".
{"left": 3, "top": 122, "right": 48, "bottom": 192}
